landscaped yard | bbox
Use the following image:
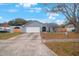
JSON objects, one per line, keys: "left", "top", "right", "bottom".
{"left": 41, "top": 32, "right": 79, "bottom": 39}
{"left": 0, "top": 33, "right": 23, "bottom": 40}
{"left": 45, "top": 42, "right": 79, "bottom": 56}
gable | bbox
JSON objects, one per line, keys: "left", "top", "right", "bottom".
{"left": 23, "top": 21, "right": 58, "bottom": 28}
{"left": 24, "top": 21, "right": 43, "bottom": 27}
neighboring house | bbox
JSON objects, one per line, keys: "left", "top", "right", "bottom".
{"left": 55, "top": 24, "right": 76, "bottom": 32}
{"left": 10, "top": 21, "right": 58, "bottom": 33}
{"left": 55, "top": 28, "right": 66, "bottom": 32}
{"left": 65, "top": 24, "right": 75, "bottom": 32}
{"left": 0, "top": 23, "right": 10, "bottom": 32}
{"left": 0, "top": 27, "right": 10, "bottom": 32}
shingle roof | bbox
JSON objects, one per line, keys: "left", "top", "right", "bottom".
{"left": 23, "top": 21, "right": 58, "bottom": 27}
{"left": 23, "top": 21, "right": 43, "bottom": 26}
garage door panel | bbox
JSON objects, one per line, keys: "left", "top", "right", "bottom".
{"left": 26, "top": 27, "right": 40, "bottom": 33}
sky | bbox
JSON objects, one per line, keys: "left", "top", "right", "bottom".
{"left": 0, "top": 3, "right": 66, "bottom": 25}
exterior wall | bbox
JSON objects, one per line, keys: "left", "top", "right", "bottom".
{"left": 66, "top": 27, "right": 75, "bottom": 32}
{"left": 65, "top": 24, "right": 75, "bottom": 32}
{"left": 40, "top": 26, "right": 54, "bottom": 32}
{"left": 10, "top": 22, "right": 55, "bottom": 33}
{"left": 41, "top": 26, "right": 49, "bottom": 32}
{"left": 55, "top": 28, "right": 67, "bottom": 32}
{"left": 22, "top": 26, "right": 26, "bottom": 32}
{"left": 23, "top": 25, "right": 51, "bottom": 32}
{"left": 49, "top": 27, "right": 54, "bottom": 32}
{"left": 23, "top": 25, "right": 54, "bottom": 33}
{"left": 10, "top": 26, "right": 54, "bottom": 33}
{"left": 0, "top": 27, "right": 5, "bottom": 31}
{"left": 10, "top": 26, "right": 23, "bottom": 33}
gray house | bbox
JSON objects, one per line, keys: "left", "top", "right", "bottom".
{"left": 10, "top": 21, "right": 58, "bottom": 33}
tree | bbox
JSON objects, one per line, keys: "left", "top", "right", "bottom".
{"left": 45, "top": 3, "right": 79, "bottom": 32}
{"left": 59, "top": 24, "right": 65, "bottom": 28}
{"left": 8, "top": 20, "right": 15, "bottom": 26}
{"left": 8, "top": 18, "right": 28, "bottom": 26}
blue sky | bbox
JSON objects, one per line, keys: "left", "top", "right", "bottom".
{"left": 0, "top": 3, "right": 66, "bottom": 25}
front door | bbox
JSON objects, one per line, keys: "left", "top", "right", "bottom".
{"left": 42, "top": 27, "right": 46, "bottom": 32}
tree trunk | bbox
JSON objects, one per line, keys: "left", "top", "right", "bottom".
{"left": 75, "top": 22, "right": 79, "bottom": 33}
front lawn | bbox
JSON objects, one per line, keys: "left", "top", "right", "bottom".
{"left": 0, "top": 33, "right": 23, "bottom": 40}
{"left": 45, "top": 42, "right": 79, "bottom": 56}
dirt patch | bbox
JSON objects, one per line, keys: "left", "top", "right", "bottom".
{"left": 41, "top": 32, "right": 79, "bottom": 39}
{"left": 41, "top": 32, "right": 65, "bottom": 39}
{"left": 68, "top": 32, "right": 79, "bottom": 39}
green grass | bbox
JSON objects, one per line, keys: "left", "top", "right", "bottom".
{"left": 0, "top": 33, "right": 23, "bottom": 40}
{"left": 45, "top": 42, "right": 79, "bottom": 56}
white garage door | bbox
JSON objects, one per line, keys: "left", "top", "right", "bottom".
{"left": 26, "top": 27, "right": 40, "bottom": 33}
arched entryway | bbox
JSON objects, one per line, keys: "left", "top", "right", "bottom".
{"left": 42, "top": 27, "right": 46, "bottom": 32}
{"left": 13, "top": 27, "right": 21, "bottom": 32}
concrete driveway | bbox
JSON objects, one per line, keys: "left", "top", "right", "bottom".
{"left": 0, "top": 33, "right": 56, "bottom": 56}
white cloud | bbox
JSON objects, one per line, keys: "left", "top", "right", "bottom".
{"left": 20, "top": 3, "right": 32, "bottom": 8}
{"left": 29, "top": 7, "right": 42, "bottom": 13}
{"left": 29, "top": 9, "right": 34, "bottom": 12}
{"left": 52, "top": 17, "right": 56, "bottom": 20}
{"left": 48, "top": 15, "right": 56, "bottom": 20}
{"left": 52, "top": 13, "right": 59, "bottom": 16}
{"left": 48, "top": 15, "right": 52, "bottom": 19}
{"left": 47, "top": 13, "right": 59, "bottom": 19}
{"left": 0, "top": 16, "right": 2, "bottom": 19}
{"left": 56, "top": 20, "right": 65, "bottom": 25}
{"left": 40, "top": 19, "right": 50, "bottom": 23}
{"left": 40, "top": 19, "right": 55, "bottom": 23}
{"left": 16, "top": 3, "right": 37, "bottom": 8}
{"left": 16, "top": 3, "right": 41, "bottom": 13}
{"left": 47, "top": 13, "right": 59, "bottom": 16}
{"left": 8, "top": 9, "right": 17, "bottom": 12}
{"left": 15, "top": 4, "right": 20, "bottom": 7}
